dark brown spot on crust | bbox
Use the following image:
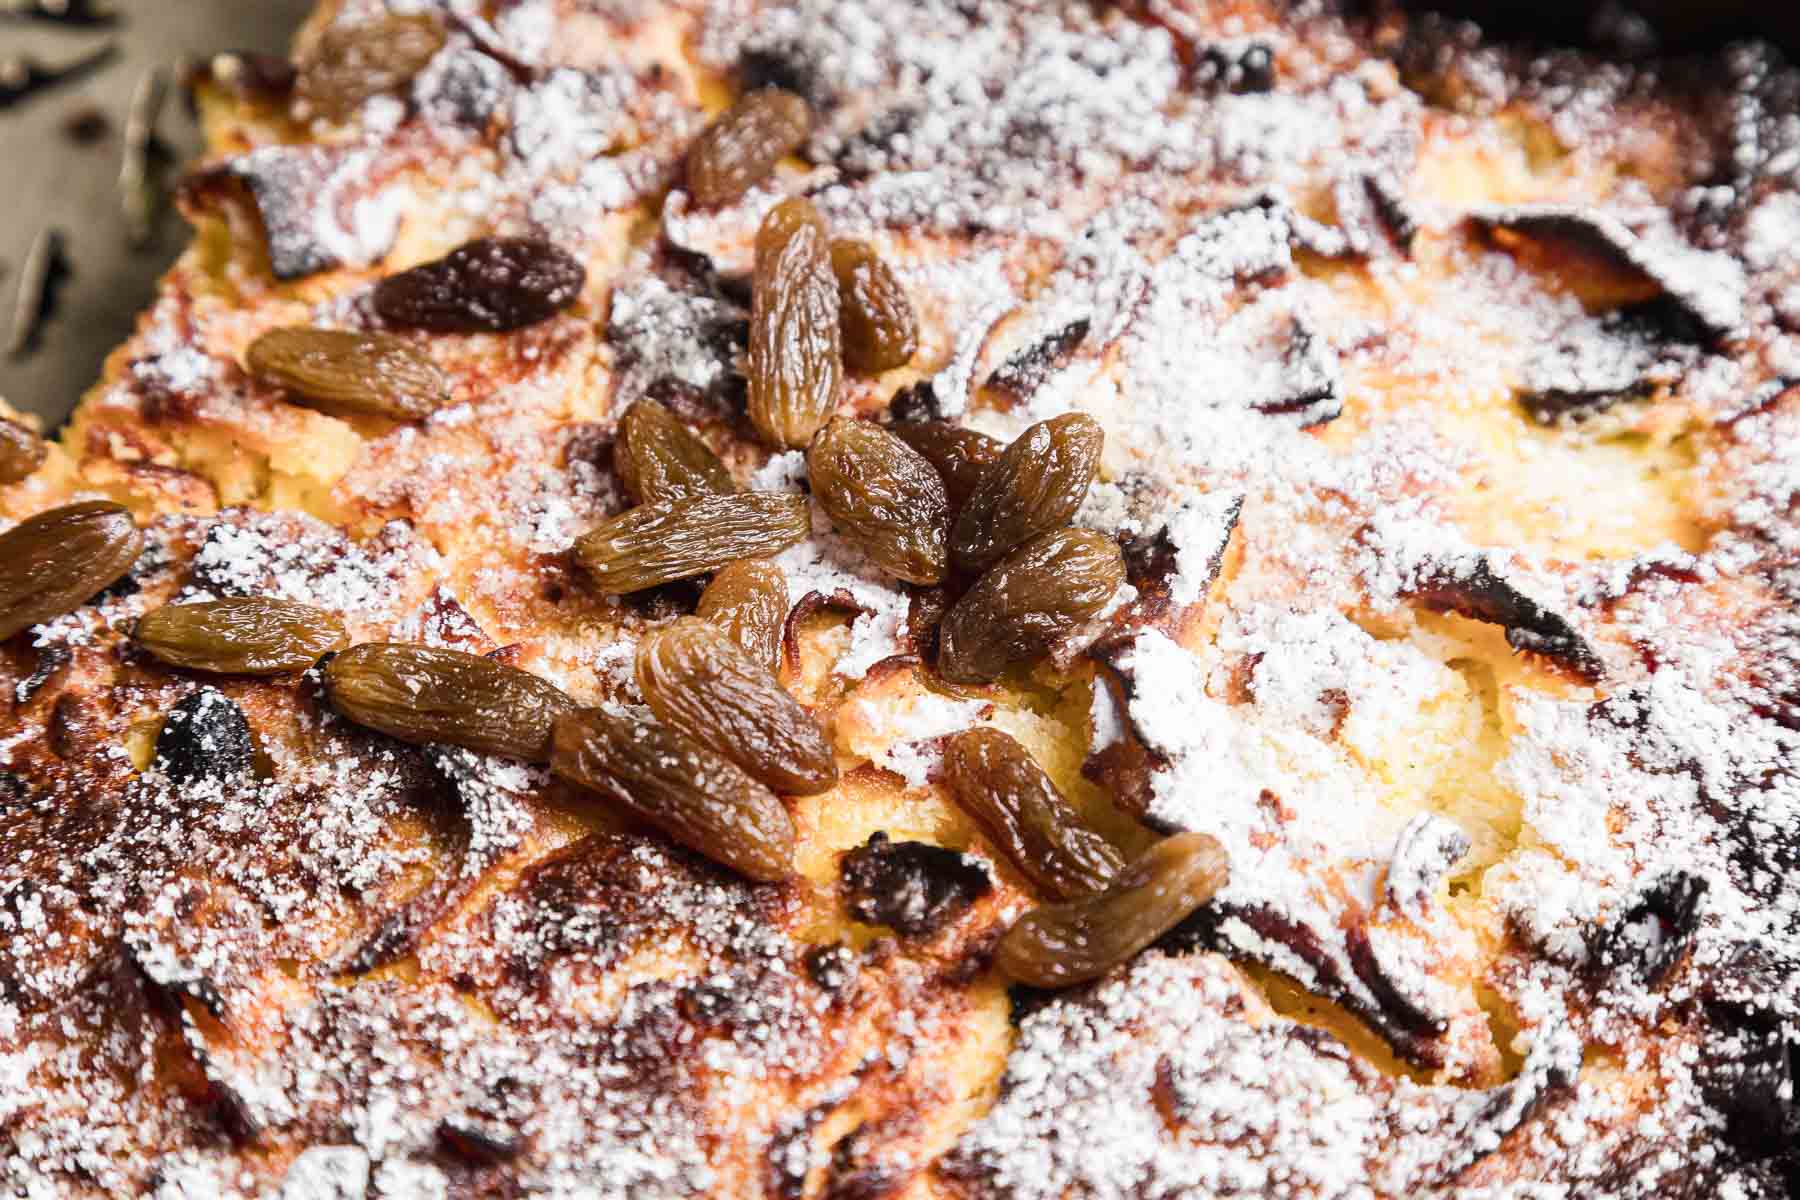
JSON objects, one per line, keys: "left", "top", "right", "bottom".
{"left": 1402, "top": 555, "right": 1603, "bottom": 681}
{"left": 839, "top": 832, "right": 991, "bottom": 938}
{"left": 982, "top": 319, "right": 1089, "bottom": 409}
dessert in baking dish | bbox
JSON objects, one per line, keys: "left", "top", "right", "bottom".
{"left": 3, "top": 0, "right": 1799, "bottom": 1195}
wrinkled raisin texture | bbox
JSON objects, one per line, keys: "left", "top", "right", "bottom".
{"left": 696, "top": 559, "right": 789, "bottom": 671}
{"left": 939, "top": 528, "right": 1125, "bottom": 683}
{"left": 575, "top": 494, "right": 811, "bottom": 594}
{"left": 325, "top": 644, "right": 577, "bottom": 763}
{"left": 996, "top": 832, "right": 1227, "bottom": 987}
{"left": 155, "top": 690, "right": 255, "bottom": 785}
{"left": 246, "top": 327, "right": 448, "bottom": 420}
{"left": 135, "top": 598, "right": 348, "bottom": 676}
{"left": 550, "top": 707, "right": 796, "bottom": 883}
{"left": 840, "top": 832, "right": 992, "bottom": 937}
{"left": 951, "top": 412, "right": 1104, "bottom": 574}
{"left": 374, "top": 238, "right": 586, "bottom": 334}
{"left": 748, "top": 198, "right": 841, "bottom": 448}
{"left": 686, "top": 88, "right": 811, "bottom": 207}
{"left": 892, "top": 421, "right": 1003, "bottom": 512}
{"left": 295, "top": 12, "right": 447, "bottom": 121}
{"left": 635, "top": 617, "right": 837, "bottom": 795}
{"left": 943, "top": 728, "right": 1123, "bottom": 899}
{"left": 614, "top": 399, "right": 736, "bottom": 505}
{"left": 0, "top": 417, "right": 47, "bottom": 485}
{"left": 831, "top": 240, "right": 918, "bottom": 373}
{"left": 807, "top": 418, "right": 949, "bottom": 584}
{"left": 0, "top": 501, "right": 144, "bottom": 642}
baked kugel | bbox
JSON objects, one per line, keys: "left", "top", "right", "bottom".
{"left": 3, "top": 1, "right": 1799, "bottom": 1196}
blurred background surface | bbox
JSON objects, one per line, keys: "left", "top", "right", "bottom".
{"left": 0, "top": 1, "right": 310, "bottom": 428}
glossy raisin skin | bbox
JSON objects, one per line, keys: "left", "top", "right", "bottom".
{"left": 374, "top": 238, "right": 586, "bottom": 334}
{"left": 951, "top": 412, "right": 1104, "bottom": 574}
{"left": 697, "top": 558, "right": 789, "bottom": 672}
{"left": 831, "top": 240, "right": 918, "bottom": 373}
{"left": 636, "top": 617, "right": 836, "bottom": 795}
{"left": 246, "top": 328, "right": 448, "bottom": 420}
{"left": 296, "top": 12, "right": 446, "bottom": 121}
{"left": 550, "top": 707, "right": 797, "bottom": 883}
{"left": 939, "top": 529, "right": 1125, "bottom": 684}
{"left": 155, "top": 690, "right": 255, "bottom": 785}
{"left": 615, "top": 399, "right": 736, "bottom": 505}
{"left": 840, "top": 832, "right": 991, "bottom": 937}
{"left": 0, "top": 501, "right": 143, "bottom": 642}
{"left": 0, "top": 417, "right": 47, "bottom": 485}
{"left": 324, "top": 644, "right": 577, "bottom": 763}
{"left": 748, "top": 198, "right": 841, "bottom": 449}
{"left": 686, "top": 88, "right": 811, "bottom": 207}
{"left": 575, "top": 494, "right": 810, "bottom": 594}
{"left": 996, "top": 831, "right": 1228, "bottom": 988}
{"left": 136, "top": 598, "right": 348, "bottom": 676}
{"left": 892, "top": 421, "right": 1002, "bottom": 512}
{"left": 807, "top": 418, "right": 949, "bottom": 585}
{"left": 943, "top": 728, "right": 1123, "bottom": 899}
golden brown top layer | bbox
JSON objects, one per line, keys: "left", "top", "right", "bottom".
{"left": 4, "top": 1, "right": 1800, "bottom": 1196}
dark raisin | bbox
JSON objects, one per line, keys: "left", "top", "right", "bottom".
{"left": 373, "top": 238, "right": 586, "bottom": 334}
{"left": 839, "top": 831, "right": 991, "bottom": 937}
{"left": 155, "top": 690, "right": 254, "bottom": 784}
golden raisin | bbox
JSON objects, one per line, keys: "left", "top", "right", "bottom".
{"left": 0, "top": 417, "right": 47, "bottom": 485}
{"left": 951, "top": 412, "right": 1104, "bottom": 574}
{"left": 943, "top": 728, "right": 1123, "bottom": 899}
{"left": 892, "top": 421, "right": 1003, "bottom": 512}
{"left": 135, "top": 598, "right": 347, "bottom": 676}
{"left": 0, "top": 501, "right": 143, "bottom": 642}
{"left": 996, "top": 832, "right": 1228, "bottom": 988}
{"left": 295, "top": 12, "right": 446, "bottom": 121}
{"left": 807, "top": 417, "right": 949, "bottom": 585}
{"left": 831, "top": 240, "right": 918, "bottom": 373}
{"left": 324, "top": 644, "right": 577, "bottom": 763}
{"left": 574, "top": 494, "right": 810, "bottom": 594}
{"left": 246, "top": 327, "right": 448, "bottom": 420}
{"left": 938, "top": 528, "right": 1125, "bottom": 684}
{"left": 686, "top": 88, "right": 811, "bottom": 207}
{"left": 697, "top": 559, "right": 789, "bottom": 672}
{"left": 615, "top": 399, "right": 736, "bottom": 505}
{"left": 636, "top": 617, "right": 836, "bottom": 795}
{"left": 550, "top": 707, "right": 797, "bottom": 882}
{"left": 748, "top": 198, "right": 841, "bottom": 449}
